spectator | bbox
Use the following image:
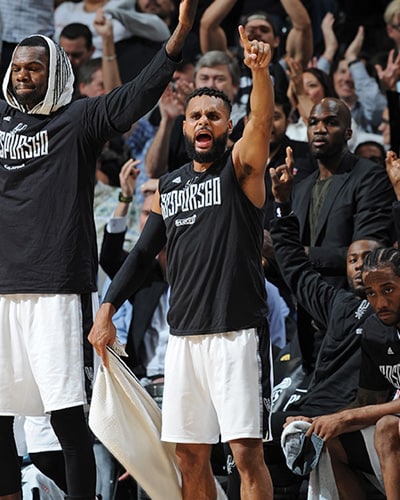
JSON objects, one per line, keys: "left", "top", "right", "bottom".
{"left": 54, "top": 0, "right": 132, "bottom": 58}
{"left": 331, "top": 26, "right": 387, "bottom": 136}
{"left": 108, "top": 0, "right": 181, "bottom": 83}
{"left": 293, "top": 97, "right": 394, "bottom": 287}
{"left": 384, "top": 0, "right": 400, "bottom": 55}
{"left": 199, "top": 0, "right": 313, "bottom": 110}
{"left": 285, "top": 63, "right": 339, "bottom": 144}
{"left": 0, "top": 0, "right": 54, "bottom": 82}
{"left": 354, "top": 140, "right": 386, "bottom": 166}
{"left": 59, "top": 13, "right": 122, "bottom": 100}
{"left": 59, "top": 23, "right": 95, "bottom": 74}
{"left": 375, "top": 47, "right": 400, "bottom": 154}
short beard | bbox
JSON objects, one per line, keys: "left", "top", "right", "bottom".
{"left": 12, "top": 88, "right": 43, "bottom": 109}
{"left": 184, "top": 131, "right": 228, "bottom": 164}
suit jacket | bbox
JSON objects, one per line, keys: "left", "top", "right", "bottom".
{"left": 100, "top": 228, "right": 168, "bottom": 377}
{"left": 292, "top": 151, "right": 396, "bottom": 284}
{"left": 264, "top": 135, "right": 317, "bottom": 229}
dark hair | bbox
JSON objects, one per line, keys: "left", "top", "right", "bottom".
{"left": 185, "top": 87, "right": 232, "bottom": 114}
{"left": 303, "top": 68, "right": 338, "bottom": 99}
{"left": 240, "top": 10, "right": 279, "bottom": 37}
{"left": 246, "top": 91, "right": 291, "bottom": 118}
{"left": 362, "top": 247, "right": 400, "bottom": 278}
{"left": 19, "top": 36, "right": 50, "bottom": 58}
{"left": 60, "top": 23, "right": 93, "bottom": 50}
{"left": 273, "top": 93, "right": 291, "bottom": 118}
{"left": 354, "top": 141, "right": 386, "bottom": 165}
{"left": 78, "top": 58, "right": 102, "bottom": 85}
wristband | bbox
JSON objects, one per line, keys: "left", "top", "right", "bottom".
{"left": 118, "top": 192, "right": 133, "bottom": 203}
{"left": 102, "top": 54, "right": 117, "bottom": 61}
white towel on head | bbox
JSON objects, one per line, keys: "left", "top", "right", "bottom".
{"left": 3, "top": 35, "right": 74, "bottom": 115}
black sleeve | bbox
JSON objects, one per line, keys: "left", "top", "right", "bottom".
{"left": 270, "top": 214, "right": 339, "bottom": 328}
{"left": 387, "top": 90, "right": 400, "bottom": 155}
{"left": 359, "top": 337, "right": 394, "bottom": 392}
{"left": 103, "top": 211, "right": 167, "bottom": 310}
{"left": 100, "top": 228, "right": 129, "bottom": 279}
{"left": 393, "top": 201, "right": 400, "bottom": 248}
{"left": 105, "top": 45, "right": 180, "bottom": 132}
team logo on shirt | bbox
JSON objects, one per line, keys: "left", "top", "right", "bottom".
{"left": 379, "top": 363, "right": 400, "bottom": 387}
{"left": 354, "top": 299, "right": 369, "bottom": 320}
{"left": 160, "top": 177, "right": 221, "bottom": 218}
{"left": 175, "top": 214, "right": 197, "bottom": 226}
{"left": 0, "top": 129, "right": 48, "bottom": 160}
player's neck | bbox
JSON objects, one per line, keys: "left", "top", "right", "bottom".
{"left": 193, "top": 161, "right": 212, "bottom": 172}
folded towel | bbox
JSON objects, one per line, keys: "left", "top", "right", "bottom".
{"left": 281, "top": 420, "right": 339, "bottom": 500}
{"left": 281, "top": 420, "right": 324, "bottom": 476}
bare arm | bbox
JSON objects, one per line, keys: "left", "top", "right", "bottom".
{"left": 165, "top": 0, "right": 198, "bottom": 60}
{"left": 199, "top": 0, "right": 236, "bottom": 54}
{"left": 306, "top": 388, "right": 395, "bottom": 441}
{"left": 386, "top": 150, "right": 400, "bottom": 200}
{"left": 286, "top": 57, "right": 314, "bottom": 122}
{"left": 319, "top": 12, "right": 338, "bottom": 66}
{"left": 145, "top": 84, "right": 187, "bottom": 178}
{"left": 94, "top": 8, "right": 122, "bottom": 91}
{"left": 232, "top": 26, "right": 274, "bottom": 208}
{"left": 281, "top": 0, "right": 313, "bottom": 68}
{"left": 285, "top": 387, "right": 394, "bottom": 441}
{"left": 113, "top": 158, "right": 140, "bottom": 218}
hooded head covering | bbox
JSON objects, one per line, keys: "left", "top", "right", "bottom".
{"left": 2, "top": 34, "right": 74, "bottom": 115}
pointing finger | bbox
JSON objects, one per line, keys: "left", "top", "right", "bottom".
{"left": 238, "top": 25, "right": 251, "bottom": 51}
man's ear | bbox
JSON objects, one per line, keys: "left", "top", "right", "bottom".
{"left": 228, "top": 118, "right": 233, "bottom": 135}
{"left": 345, "top": 128, "right": 353, "bottom": 142}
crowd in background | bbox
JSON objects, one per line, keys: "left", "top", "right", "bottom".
{"left": 2, "top": 0, "right": 400, "bottom": 499}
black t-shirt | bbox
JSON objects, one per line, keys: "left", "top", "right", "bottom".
{"left": 359, "top": 314, "right": 400, "bottom": 394}
{"left": 0, "top": 47, "right": 178, "bottom": 294}
{"left": 158, "top": 150, "right": 268, "bottom": 335}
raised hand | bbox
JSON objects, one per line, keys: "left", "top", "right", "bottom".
{"left": 239, "top": 25, "right": 271, "bottom": 70}
{"left": 119, "top": 158, "right": 140, "bottom": 199}
{"left": 269, "top": 146, "right": 294, "bottom": 203}
{"left": 386, "top": 150, "right": 400, "bottom": 200}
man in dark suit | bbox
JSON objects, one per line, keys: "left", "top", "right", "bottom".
{"left": 292, "top": 97, "right": 395, "bottom": 284}
{"left": 286, "top": 97, "right": 396, "bottom": 369}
